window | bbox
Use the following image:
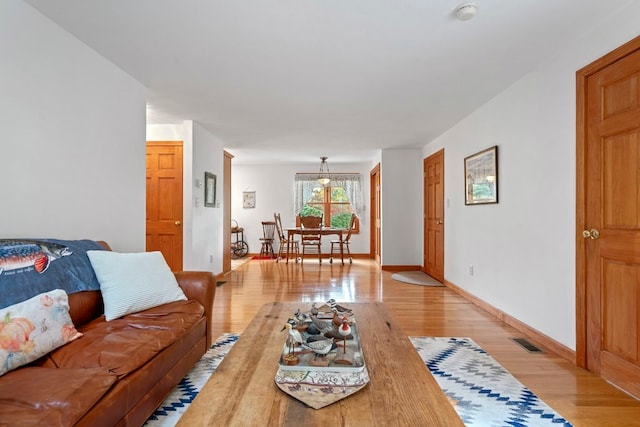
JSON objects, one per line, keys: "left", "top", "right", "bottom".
{"left": 294, "top": 173, "right": 362, "bottom": 232}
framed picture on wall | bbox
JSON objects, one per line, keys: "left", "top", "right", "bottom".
{"left": 204, "top": 172, "right": 216, "bottom": 207}
{"left": 464, "top": 146, "right": 498, "bottom": 205}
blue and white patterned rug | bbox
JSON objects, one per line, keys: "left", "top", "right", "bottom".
{"left": 145, "top": 334, "right": 572, "bottom": 426}
{"left": 144, "top": 333, "right": 239, "bottom": 426}
{"left": 410, "top": 337, "right": 572, "bottom": 427}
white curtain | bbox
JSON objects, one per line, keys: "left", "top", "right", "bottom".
{"left": 294, "top": 173, "right": 363, "bottom": 219}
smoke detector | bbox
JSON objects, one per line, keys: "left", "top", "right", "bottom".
{"left": 454, "top": 2, "right": 478, "bottom": 21}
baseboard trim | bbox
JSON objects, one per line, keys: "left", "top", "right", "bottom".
{"left": 444, "top": 279, "right": 576, "bottom": 364}
{"left": 381, "top": 265, "right": 422, "bottom": 272}
{"left": 254, "top": 252, "right": 371, "bottom": 260}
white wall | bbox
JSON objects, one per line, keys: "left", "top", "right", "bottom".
{"left": 380, "top": 149, "right": 423, "bottom": 266}
{"left": 147, "top": 122, "right": 225, "bottom": 274}
{"left": 0, "top": 1, "right": 146, "bottom": 251}
{"left": 146, "top": 124, "right": 185, "bottom": 141}
{"left": 231, "top": 162, "right": 371, "bottom": 257}
{"left": 423, "top": 3, "right": 640, "bottom": 350}
{"left": 191, "top": 122, "right": 225, "bottom": 273}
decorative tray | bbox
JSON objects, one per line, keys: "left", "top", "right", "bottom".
{"left": 277, "top": 322, "right": 366, "bottom": 373}
{"left": 274, "top": 302, "right": 370, "bottom": 409}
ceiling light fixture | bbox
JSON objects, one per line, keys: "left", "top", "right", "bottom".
{"left": 454, "top": 2, "right": 478, "bottom": 21}
{"left": 317, "top": 156, "right": 331, "bottom": 186}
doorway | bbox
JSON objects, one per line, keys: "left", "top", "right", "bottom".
{"left": 423, "top": 150, "right": 444, "bottom": 282}
{"left": 223, "top": 151, "right": 233, "bottom": 273}
{"left": 576, "top": 35, "right": 640, "bottom": 398}
{"left": 146, "top": 141, "right": 183, "bottom": 271}
{"left": 370, "top": 163, "right": 381, "bottom": 264}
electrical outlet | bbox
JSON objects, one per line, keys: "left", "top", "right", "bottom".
{"left": 469, "top": 265, "right": 474, "bottom": 276}
{"left": 209, "top": 254, "right": 214, "bottom": 263}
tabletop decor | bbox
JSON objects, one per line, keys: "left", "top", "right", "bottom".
{"left": 274, "top": 301, "right": 369, "bottom": 409}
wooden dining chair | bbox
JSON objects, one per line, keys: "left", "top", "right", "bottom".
{"left": 274, "top": 213, "right": 299, "bottom": 262}
{"left": 259, "top": 221, "right": 276, "bottom": 258}
{"left": 299, "top": 215, "right": 323, "bottom": 263}
{"left": 299, "top": 214, "right": 323, "bottom": 229}
{"left": 330, "top": 213, "right": 356, "bottom": 264}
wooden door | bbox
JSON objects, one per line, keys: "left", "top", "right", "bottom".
{"left": 370, "top": 164, "right": 381, "bottom": 264}
{"left": 223, "top": 151, "right": 233, "bottom": 273}
{"left": 577, "top": 36, "right": 640, "bottom": 399}
{"left": 423, "top": 150, "right": 444, "bottom": 282}
{"left": 146, "top": 141, "right": 183, "bottom": 271}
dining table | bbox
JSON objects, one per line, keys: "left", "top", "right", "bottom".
{"left": 285, "top": 227, "right": 345, "bottom": 264}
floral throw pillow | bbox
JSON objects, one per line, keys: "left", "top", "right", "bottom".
{"left": 0, "top": 289, "right": 82, "bottom": 376}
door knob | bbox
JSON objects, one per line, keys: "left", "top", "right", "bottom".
{"left": 436, "top": 220, "right": 443, "bottom": 225}
{"left": 582, "top": 229, "right": 600, "bottom": 239}
{"left": 175, "top": 221, "right": 182, "bottom": 226}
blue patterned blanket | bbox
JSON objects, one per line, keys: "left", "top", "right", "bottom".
{"left": 0, "top": 239, "right": 105, "bottom": 309}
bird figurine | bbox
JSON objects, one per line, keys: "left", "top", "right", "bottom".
{"left": 302, "top": 339, "right": 335, "bottom": 360}
{"left": 281, "top": 322, "right": 303, "bottom": 356}
{"left": 306, "top": 323, "right": 320, "bottom": 335}
{"left": 338, "top": 318, "right": 352, "bottom": 354}
{"left": 310, "top": 303, "right": 319, "bottom": 316}
{"left": 332, "top": 308, "right": 344, "bottom": 327}
{"left": 327, "top": 298, "right": 352, "bottom": 313}
{"left": 310, "top": 315, "right": 334, "bottom": 334}
{"left": 293, "top": 308, "right": 310, "bottom": 324}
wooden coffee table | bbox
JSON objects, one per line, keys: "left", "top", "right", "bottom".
{"left": 178, "top": 302, "right": 464, "bottom": 426}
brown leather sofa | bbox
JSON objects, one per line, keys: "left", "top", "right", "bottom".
{"left": 0, "top": 252, "right": 216, "bottom": 426}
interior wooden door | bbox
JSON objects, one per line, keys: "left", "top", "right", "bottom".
{"left": 577, "top": 36, "right": 640, "bottom": 399}
{"left": 370, "top": 164, "right": 381, "bottom": 264}
{"left": 146, "top": 141, "right": 183, "bottom": 271}
{"left": 223, "top": 151, "right": 233, "bottom": 273}
{"left": 423, "top": 150, "right": 444, "bottom": 282}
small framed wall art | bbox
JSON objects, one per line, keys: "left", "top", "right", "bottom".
{"left": 243, "top": 191, "right": 256, "bottom": 209}
{"left": 464, "top": 145, "right": 498, "bottom": 205}
{"left": 204, "top": 172, "right": 216, "bottom": 207}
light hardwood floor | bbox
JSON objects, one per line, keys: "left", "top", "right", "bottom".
{"left": 213, "top": 259, "right": 640, "bottom": 426}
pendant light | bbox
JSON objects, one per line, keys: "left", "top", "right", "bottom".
{"left": 317, "top": 156, "right": 331, "bottom": 186}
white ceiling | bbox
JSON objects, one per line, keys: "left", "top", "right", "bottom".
{"left": 25, "top": 0, "right": 631, "bottom": 165}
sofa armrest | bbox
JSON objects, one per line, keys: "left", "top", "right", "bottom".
{"left": 174, "top": 271, "right": 216, "bottom": 347}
